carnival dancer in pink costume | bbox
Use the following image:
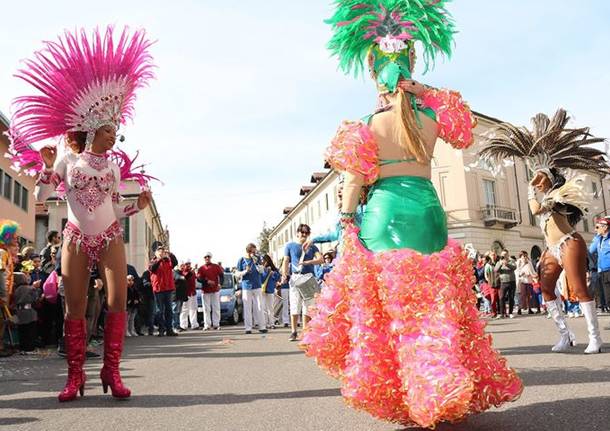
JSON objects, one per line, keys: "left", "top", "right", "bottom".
{"left": 301, "top": 2, "right": 523, "bottom": 428}
{"left": 7, "top": 26, "right": 155, "bottom": 402}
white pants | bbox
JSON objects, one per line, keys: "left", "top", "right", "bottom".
{"left": 202, "top": 291, "right": 221, "bottom": 329}
{"left": 280, "top": 288, "right": 290, "bottom": 325}
{"left": 264, "top": 293, "right": 275, "bottom": 327}
{"left": 289, "top": 274, "right": 315, "bottom": 317}
{"left": 242, "top": 288, "right": 265, "bottom": 331}
{"left": 180, "top": 295, "right": 199, "bottom": 329}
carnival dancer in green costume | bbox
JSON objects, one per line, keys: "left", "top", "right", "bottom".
{"left": 301, "top": 1, "right": 523, "bottom": 428}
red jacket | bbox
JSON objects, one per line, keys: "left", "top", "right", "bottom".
{"left": 197, "top": 264, "right": 224, "bottom": 293}
{"left": 183, "top": 269, "right": 196, "bottom": 296}
{"left": 149, "top": 257, "right": 175, "bottom": 293}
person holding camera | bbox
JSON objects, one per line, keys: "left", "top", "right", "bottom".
{"left": 495, "top": 250, "right": 517, "bottom": 318}
{"left": 149, "top": 245, "right": 178, "bottom": 337}
{"left": 236, "top": 244, "right": 267, "bottom": 334}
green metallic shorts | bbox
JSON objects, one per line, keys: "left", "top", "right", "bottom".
{"left": 359, "top": 176, "right": 448, "bottom": 254}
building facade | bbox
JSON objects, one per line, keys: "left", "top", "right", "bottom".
{"left": 0, "top": 110, "right": 36, "bottom": 246}
{"left": 268, "top": 112, "right": 610, "bottom": 264}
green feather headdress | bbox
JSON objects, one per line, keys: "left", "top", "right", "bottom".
{"left": 326, "top": 0, "right": 456, "bottom": 92}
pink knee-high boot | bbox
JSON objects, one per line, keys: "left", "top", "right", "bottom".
{"left": 58, "top": 319, "right": 87, "bottom": 402}
{"left": 100, "top": 311, "right": 131, "bottom": 398}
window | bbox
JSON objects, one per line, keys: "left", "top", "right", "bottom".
{"left": 325, "top": 193, "right": 329, "bottom": 211}
{"left": 3, "top": 173, "right": 12, "bottom": 200}
{"left": 529, "top": 210, "right": 537, "bottom": 227}
{"left": 13, "top": 181, "right": 21, "bottom": 206}
{"left": 483, "top": 179, "right": 496, "bottom": 207}
{"left": 583, "top": 218, "right": 589, "bottom": 233}
{"left": 439, "top": 173, "right": 449, "bottom": 206}
{"left": 317, "top": 200, "right": 321, "bottom": 218}
{"left": 592, "top": 181, "right": 599, "bottom": 197}
{"left": 122, "top": 217, "right": 130, "bottom": 243}
{"left": 21, "top": 188, "right": 28, "bottom": 211}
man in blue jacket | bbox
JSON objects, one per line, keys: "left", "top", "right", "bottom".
{"left": 589, "top": 217, "right": 610, "bottom": 313}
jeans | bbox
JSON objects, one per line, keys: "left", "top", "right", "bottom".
{"left": 499, "top": 281, "right": 516, "bottom": 316}
{"left": 155, "top": 291, "right": 174, "bottom": 334}
{"left": 173, "top": 299, "right": 184, "bottom": 329}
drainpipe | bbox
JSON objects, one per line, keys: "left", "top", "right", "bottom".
{"left": 513, "top": 161, "right": 523, "bottom": 225}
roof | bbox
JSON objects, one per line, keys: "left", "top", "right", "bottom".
{"left": 310, "top": 172, "right": 328, "bottom": 183}
{"left": 299, "top": 185, "right": 314, "bottom": 196}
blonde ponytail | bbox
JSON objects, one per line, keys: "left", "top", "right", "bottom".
{"left": 396, "top": 88, "right": 429, "bottom": 164}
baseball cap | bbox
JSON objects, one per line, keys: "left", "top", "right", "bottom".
{"left": 596, "top": 217, "right": 610, "bottom": 226}
{"left": 204, "top": 252, "right": 212, "bottom": 258}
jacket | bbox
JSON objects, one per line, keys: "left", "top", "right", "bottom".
{"left": 149, "top": 256, "right": 176, "bottom": 293}
{"left": 589, "top": 234, "right": 610, "bottom": 272}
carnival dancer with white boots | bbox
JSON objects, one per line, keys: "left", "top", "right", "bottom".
{"left": 480, "top": 109, "right": 607, "bottom": 354}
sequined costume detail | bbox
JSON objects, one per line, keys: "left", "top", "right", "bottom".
{"left": 35, "top": 151, "right": 139, "bottom": 268}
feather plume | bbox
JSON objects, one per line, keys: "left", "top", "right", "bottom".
{"left": 7, "top": 26, "right": 155, "bottom": 175}
{"left": 478, "top": 108, "right": 609, "bottom": 177}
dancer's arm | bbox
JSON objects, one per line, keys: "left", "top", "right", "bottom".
{"left": 34, "top": 146, "right": 64, "bottom": 202}
{"left": 341, "top": 171, "right": 364, "bottom": 223}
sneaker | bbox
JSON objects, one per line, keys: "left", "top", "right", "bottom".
{"left": 494, "top": 315, "right": 502, "bottom": 320}
{"left": 193, "top": 326, "right": 203, "bottom": 331}
{"left": 157, "top": 332, "right": 165, "bottom": 337}
{"left": 259, "top": 329, "right": 268, "bottom": 334}
{"left": 245, "top": 330, "right": 252, "bottom": 334}
{"left": 177, "top": 328, "right": 186, "bottom": 333}
{"left": 166, "top": 330, "right": 178, "bottom": 336}
{"left": 213, "top": 326, "right": 220, "bottom": 331}
{"left": 517, "top": 309, "right": 522, "bottom": 315}
{"left": 509, "top": 314, "right": 514, "bottom": 319}
{"left": 283, "top": 323, "right": 289, "bottom": 328}
{"left": 567, "top": 312, "right": 574, "bottom": 318}
{"left": 289, "top": 332, "right": 298, "bottom": 341}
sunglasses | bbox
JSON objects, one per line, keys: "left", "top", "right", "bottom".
{"left": 299, "top": 231, "right": 311, "bottom": 235}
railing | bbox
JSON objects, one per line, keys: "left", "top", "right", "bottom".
{"left": 481, "top": 205, "right": 518, "bottom": 228}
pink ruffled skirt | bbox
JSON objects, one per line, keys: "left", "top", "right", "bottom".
{"left": 301, "top": 227, "right": 523, "bottom": 429}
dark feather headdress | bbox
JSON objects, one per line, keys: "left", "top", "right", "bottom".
{"left": 478, "top": 108, "right": 608, "bottom": 182}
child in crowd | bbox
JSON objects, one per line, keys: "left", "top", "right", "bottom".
{"left": 532, "top": 275, "right": 544, "bottom": 314}
{"left": 126, "top": 275, "right": 141, "bottom": 337}
{"left": 13, "top": 272, "right": 40, "bottom": 354}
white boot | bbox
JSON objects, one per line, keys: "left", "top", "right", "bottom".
{"left": 581, "top": 301, "right": 603, "bottom": 354}
{"left": 547, "top": 298, "right": 576, "bottom": 352}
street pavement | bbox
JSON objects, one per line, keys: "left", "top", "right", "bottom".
{"left": 1, "top": 314, "right": 610, "bottom": 431}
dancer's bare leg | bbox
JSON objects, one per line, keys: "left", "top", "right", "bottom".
{"left": 62, "top": 241, "right": 90, "bottom": 320}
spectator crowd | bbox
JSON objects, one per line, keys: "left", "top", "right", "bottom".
{"left": 3, "top": 217, "right": 610, "bottom": 358}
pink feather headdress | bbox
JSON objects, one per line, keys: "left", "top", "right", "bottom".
{"left": 7, "top": 26, "right": 155, "bottom": 175}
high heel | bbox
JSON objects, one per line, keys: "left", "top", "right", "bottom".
{"left": 100, "top": 311, "right": 131, "bottom": 399}
{"left": 58, "top": 319, "right": 87, "bottom": 402}
{"left": 547, "top": 298, "right": 574, "bottom": 353}
{"left": 581, "top": 301, "right": 603, "bottom": 354}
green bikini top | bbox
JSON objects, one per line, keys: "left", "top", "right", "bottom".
{"left": 362, "top": 106, "right": 436, "bottom": 167}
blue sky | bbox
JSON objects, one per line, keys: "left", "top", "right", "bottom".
{"left": 1, "top": 1, "right": 609, "bottom": 266}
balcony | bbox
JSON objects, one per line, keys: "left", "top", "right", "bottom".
{"left": 481, "top": 205, "right": 518, "bottom": 228}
